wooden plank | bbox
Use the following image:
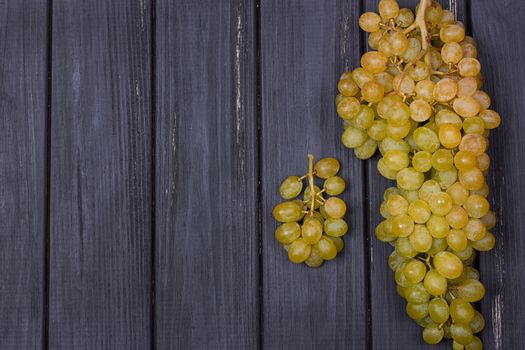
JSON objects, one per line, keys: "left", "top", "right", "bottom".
{"left": 0, "top": 1, "right": 47, "bottom": 348}
{"left": 260, "top": 1, "right": 369, "bottom": 348}
{"left": 154, "top": 1, "right": 259, "bottom": 348}
{"left": 470, "top": 1, "right": 525, "bottom": 349}
{"left": 48, "top": 1, "right": 152, "bottom": 348}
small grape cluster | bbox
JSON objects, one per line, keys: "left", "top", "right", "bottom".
{"left": 336, "top": 0, "right": 500, "bottom": 348}
{"left": 273, "top": 155, "right": 348, "bottom": 268}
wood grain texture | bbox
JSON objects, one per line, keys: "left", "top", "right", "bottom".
{"left": 471, "top": 1, "right": 525, "bottom": 349}
{"left": 260, "top": 1, "right": 369, "bottom": 348}
{"left": 48, "top": 0, "right": 152, "bottom": 348}
{"left": 0, "top": 1, "right": 47, "bottom": 348}
{"left": 154, "top": 1, "right": 259, "bottom": 349}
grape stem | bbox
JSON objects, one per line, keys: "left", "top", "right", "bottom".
{"left": 307, "top": 154, "right": 316, "bottom": 216}
{"left": 394, "top": 0, "right": 432, "bottom": 96}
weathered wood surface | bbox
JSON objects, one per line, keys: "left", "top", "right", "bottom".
{"left": 0, "top": 1, "right": 47, "bottom": 348}
{"left": 154, "top": 0, "right": 259, "bottom": 349}
{"left": 0, "top": 0, "right": 523, "bottom": 349}
{"left": 471, "top": 2, "right": 525, "bottom": 349}
{"left": 48, "top": 0, "right": 152, "bottom": 348}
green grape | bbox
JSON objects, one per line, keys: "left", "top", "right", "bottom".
{"left": 337, "top": 96, "right": 361, "bottom": 120}
{"left": 323, "top": 197, "right": 347, "bottom": 219}
{"left": 433, "top": 167, "right": 458, "bottom": 190}
{"left": 389, "top": 250, "right": 406, "bottom": 271}
{"left": 447, "top": 229, "right": 468, "bottom": 252}
{"left": 323, "top": 176, "right": 346, "bottom": 196}
{"left": 387, "top": 121, "right": 412, "bottom": 140}
{"left": 273, "top": 201, "right": 303, "bottom": 223}
{"left": 427, "top": 237, "right": 448, "bottom": 256}
{"left": 324, "top": 218, "right": 348, "bottom": 237}
{"left": 409, "top": 225, "right": 433, "bottom": 252}
{"left": 455, "top": 279, "right": 485, "bottom": 302}
{"left": 446, "top": 205, "right": 469, "bottom": 229}
{"left": 435, "top": 109, "right": 463, "bottom": 129}
{"left": 408, "top": 199, "right": 431, "bottom": 224}
{"left": 378, "top": 0, "right": 399, "bottom": 20}
{"left": 314, "top": 158, "right": 340, "bottom": 179}
{"left": 392, "top": 214, "right": 415, "bottom": 237}
{"left": 431, "top": 149, "right": 454, "bottom": 171}
{"left": 412, "top": 151, "right": 433, "bottom": 172}
{"left": 465, "top": 336, "right": 483, "bottom": 350}
{"left": 428, "top": 192, "right": 453, "bottom": 216}
{"left": 428, "top": 297, "right": 450, "bottom": 324}
{"left": 413, "top": 127, "right": 440, "bottom": 153}
{"left": 480, "top": 210, "right": 496, "bottom": 230}
{"left": 361, "top": 51, "right": 388, "bottom": 73}
{"left": 397, "top": 167, "right": 425, "bottom": 191}
{"left": 387, "top": 194, "right": 409, "bottom": 216}
{"left": 275, "top": 222, "right": 301, "bottom": 244}
{"left": 377, "top": 158, "right": 399, "bottom": 180}
{"left": 342, "top": 126, "right": 368, "bottom": 148}
{"left": 383, "top": 150, "right": 410, "bottom": 171}
{"left": 464, "top": 219, "right": 487, "bottom": 241}
{"left": 354, "top": 137, "right": 378, "bottom": 159}
{"left": 354, "top": 105, "right": 376, "bottom": 130}
{"left": 422, "top": 323, "right": 444, "bottom": 345}
{"left": 359, "top": 12, "right": 382, "bottom": 32}
{"left": 418, "top": 180, "right": 442, "bottom": 202}
{"left": 406, "top": 302, "right": 429, "bottom": 320}
{"left": 301, "top": 219, "right": 323, "bottom": 244}
{"left": 427, "top": 215, "right": 450, "bottom": 238}
{"left": 327, "top": 236, "right": 344, "bottom": 252}
{"left": 288, "top": 238, "right": 312, "bottom": 263}
{"left": 424, "top": 269, "right": 448, "bottom": 296}
{"left": 463, "top": 195, "right": 490, "bottom": 219}
{"left": 395, "top": 263, "right": 413, "bottom": 288}
{"left": 451, "top": 323, "right": 473, "bottom": 346}
{"left": 404, "top": 259, "right": 427, "bottom": 284}
{"left": 470, "top": 310, "right": 485, "bottom": 333}
{"left": 396, "top": 237, "right": 418, "bottom": 258}
{"left": 433, "top": 251, "right": 463, "bottom": 279}
{"left": 304, "top": 245, "right": 324, "bottom": 268}
{"left": 447, "top": 182, "right": 470, "bottom": 205}
{"left": 315, "top": 236, "right": 337, "bottom": 260}
{"left": 405, "top": 283, "right": 431, "bottom": 304}
{"left": 279, "top": 176, "right": 303, "bottom": 199}
{"left": 368, "top": 119, "right": 388, "bottom": 141}
{"left": 379, "top": 137, "right": 411, "bottom": 155}
{"left": 450, "top": 298, "right": 475, "bottom": 324}
{"left": 471, "top": 232, "right": 495, "bottom": 251}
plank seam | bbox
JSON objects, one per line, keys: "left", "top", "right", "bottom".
{"left": 359, "top": 0, "right": 373, "bottom": 348}
{"left": 255, "top": 0, "right": 263, "bottom": 348}
{"left": 43, "top": 0, "right": 53, "bottom": 348}
{"left": 150, "top": 0, "right": 157, "bottom": 348}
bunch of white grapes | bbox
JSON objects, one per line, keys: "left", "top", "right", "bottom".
{"left": 336, "top": 0, "right": 500, "bottom": 348}
{"left": 273, "top": 156, "right": 348, "bottom": 268}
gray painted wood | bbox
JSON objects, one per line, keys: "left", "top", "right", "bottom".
{"left": 471, "top": 1, "right": 525, "bottom": 349}
{"left": 48, "top": 0, "right": 152, "bottom": 348}
{"left": 260, "top": 1, "right": 369, "bottom": 349}
{"left": 154, "top": 1, "right": 259, "bottom": 349}
{"left": 0, "top": 1, "right": 47, "bottom": 348}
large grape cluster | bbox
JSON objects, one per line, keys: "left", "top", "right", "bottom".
{"left": 273, "top": 155, "right": 348, "bottom": 268}
{"left": 336, "top": 0, "right": 500, "bottom": 348}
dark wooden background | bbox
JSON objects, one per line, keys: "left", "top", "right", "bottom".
{"left": 1, "top": 0, "right": 523, "bottom": 349}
